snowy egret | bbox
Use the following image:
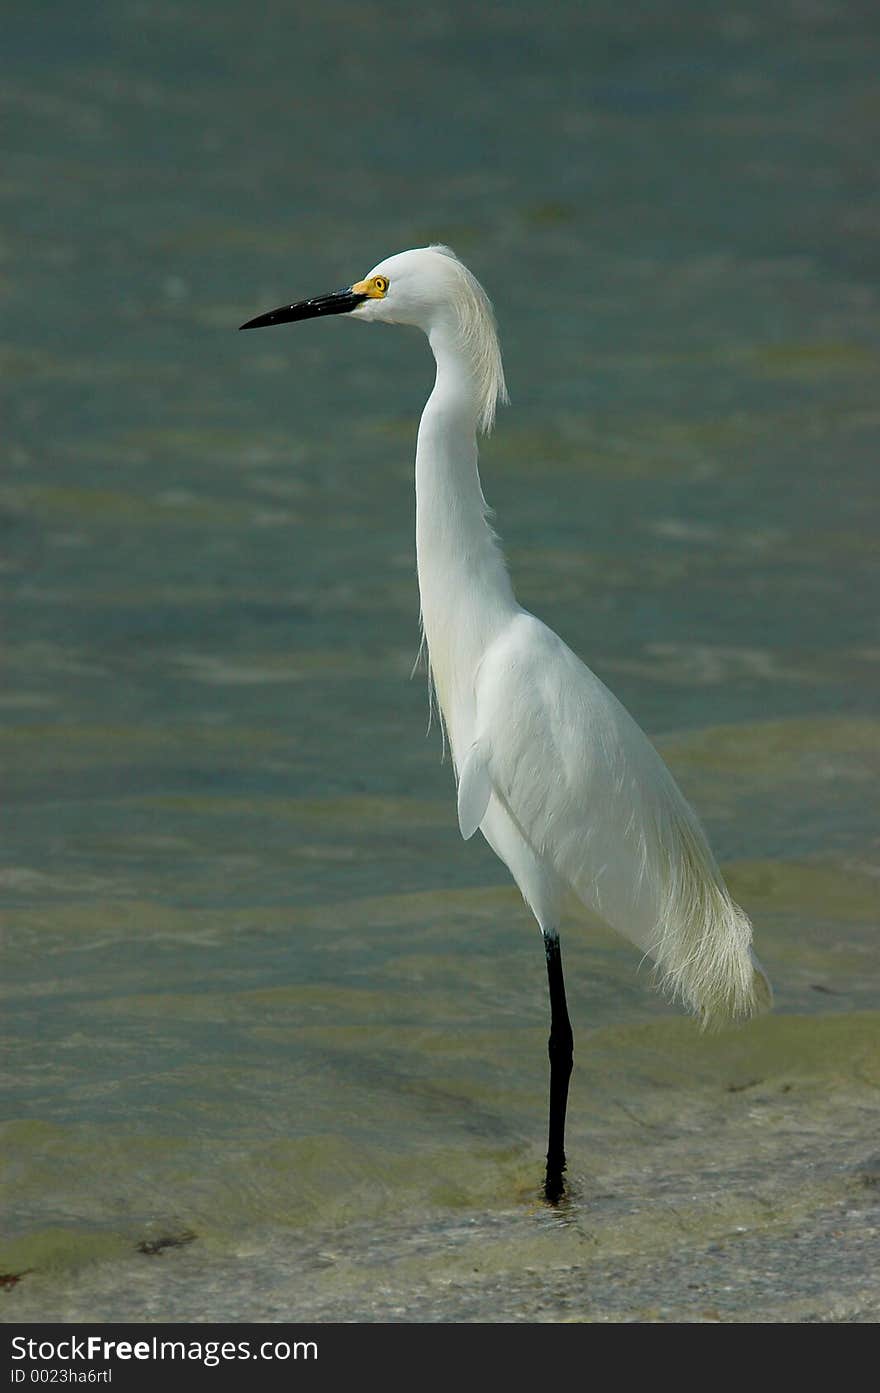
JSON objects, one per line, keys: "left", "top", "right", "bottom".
{"left": 240, "top": 246, "right": 772, "bottom": 1201}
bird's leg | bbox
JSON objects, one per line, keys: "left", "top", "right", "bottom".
{"left": 542, "top": 927, "right": 574, "bottom": 1203}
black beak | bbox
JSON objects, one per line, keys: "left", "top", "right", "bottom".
{"left": 239, "top": 287, "right": 367, "bottom": 331}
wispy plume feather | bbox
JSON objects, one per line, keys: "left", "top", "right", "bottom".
{"left": 429, "top": 245, "right": 509, "bottom": 435}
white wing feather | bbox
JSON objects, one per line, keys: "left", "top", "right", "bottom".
{"left": 471, "top": 612, "right": 771, "bottom": 1027}
{"left": 457, "top": 741, "right": 492, "bottom": 840}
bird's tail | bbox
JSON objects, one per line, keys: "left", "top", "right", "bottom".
{"left": 647, "top": 802, "right": 772, "bottom": 1030}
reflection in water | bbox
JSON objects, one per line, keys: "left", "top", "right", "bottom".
{"left": 2, "top": 0, "right": 879, "bottom": 1321}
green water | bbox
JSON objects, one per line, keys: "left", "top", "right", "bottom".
{"left": 2, "top": 0, "right": 879, "bottom": 1322}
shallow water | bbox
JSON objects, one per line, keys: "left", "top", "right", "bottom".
{"left": 2, "top": 0, "right": 879, "bottom": 1322}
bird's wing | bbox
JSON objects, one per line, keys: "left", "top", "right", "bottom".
{"left": 467, "top": 611, "right": 769, "bottom": 1025}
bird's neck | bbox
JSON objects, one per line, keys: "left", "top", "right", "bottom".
{"left": 415, "top": 320, "right": 518, "bottom": 757}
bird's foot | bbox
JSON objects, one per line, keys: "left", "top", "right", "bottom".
{"left": 543, "top": 1156, "right": 567, "bottom": 1205}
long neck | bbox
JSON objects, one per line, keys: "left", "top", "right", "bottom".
{"left": 415, "top": 318, "right": 517, "bottom": 759}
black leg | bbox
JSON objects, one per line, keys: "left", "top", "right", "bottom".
{"left": 543, "top": 928, "right": 573, "bottom": 1203}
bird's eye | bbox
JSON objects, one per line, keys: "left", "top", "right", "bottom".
{"left": 374, "top": 276, "right": 388, "bottom": 294}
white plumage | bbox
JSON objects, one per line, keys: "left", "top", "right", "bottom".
{"left": 359, "top": 245, "right": 770, "bottom": 1025}
{"left": 461, "top": 612, "right": 770, "bottom": 1027}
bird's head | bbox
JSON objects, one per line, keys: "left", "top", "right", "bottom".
{"left": 240, "top": 245, "right": 478, "bottom": 334}
{"left": 240, "top": 245, "right": 507, "bottom": 432}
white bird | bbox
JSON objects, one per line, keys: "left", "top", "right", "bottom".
{"left": 241, "top": 245, "right": 772, "bottom": 1200}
